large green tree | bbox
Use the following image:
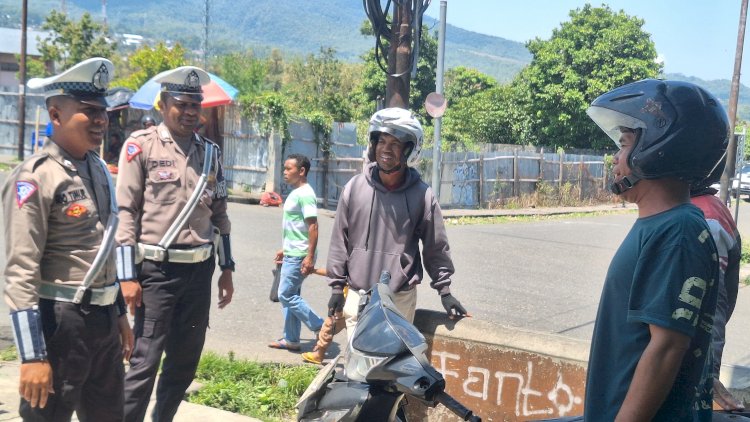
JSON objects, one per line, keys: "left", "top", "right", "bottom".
{"left": 111, "top": 43, "right": 187, "bottom": 90}
{"left": 37, "top": 11, "right": 116, "bottom": 74}
{"left": 283, "top": 47, "right": 360, "bottom": 122}
{"left": 513, "top": 5, "right": 661, "bottom": 150}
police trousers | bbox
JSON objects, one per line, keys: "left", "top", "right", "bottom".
{"left": 123, "top": 257, "right": 215, "bottom": 422}
{"left": 20, "top": 300, "right": 124, "bottom": 422}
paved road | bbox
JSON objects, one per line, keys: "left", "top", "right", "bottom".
{"left": 2, "top": 185, "right": 750, "bottom": 370}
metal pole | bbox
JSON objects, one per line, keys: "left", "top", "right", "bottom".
{"left": 17, "top": 0, "right": 28, "bottom": 161}
{"left": 431, "top": 0, "right": 447, "bottom": 200}
{"left": 720, "top": 0, "right": 748, "bottom": 203}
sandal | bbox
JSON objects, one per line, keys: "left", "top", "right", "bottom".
{"left": 268, "top": 339, "right": 301, "bottom": 351}
{"left": 301, "top": 352, "right": 324, "bottom": 365}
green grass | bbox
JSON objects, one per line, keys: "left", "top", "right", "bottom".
{"left": 188, "top": 351, "right": 319, "bottom": 422}
{"left": 742, "top": 240, "right": 750, "bottom": 264}
{"left": 0, "top": 162, "right": 14, "bottom": 171}
{"left": 0, "top": 345, "right": 17, "bottom": 361}
{"left": 444, "top": 209, "right": 635, "bottom": 226}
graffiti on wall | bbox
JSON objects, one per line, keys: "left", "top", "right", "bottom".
{"left": 451, "top": 163, "right": 478, "bottom": 207}
{"left": 432, "top": 349, "right": 584, "bottom": 418}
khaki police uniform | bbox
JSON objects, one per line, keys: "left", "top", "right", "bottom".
{"left": 115, "top": 65, "right": 234, "bottom": 422}
{"left": 2, "top": 57, "right": 126, "bottom": 422}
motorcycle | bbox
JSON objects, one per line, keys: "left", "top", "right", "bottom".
{"left": 296, "top": 271, "right": 482, "bottom": 422}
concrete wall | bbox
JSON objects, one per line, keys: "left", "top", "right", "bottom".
{"left": 408, "top": 309, "right": 589, "bottom": 421}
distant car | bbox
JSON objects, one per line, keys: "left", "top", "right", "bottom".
{"left": 730, "top": 165, "right": 750, "bottom": 198}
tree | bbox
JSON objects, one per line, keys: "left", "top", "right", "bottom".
{"left": 513, "top": 5, "right": 661, "bottom": 150}
{"left": 283, "top": 47, "right": 360, "bottom": 122}
{"left": 216, "top": 50, "right": 268, "bottom": 99}
{"left": 111, "top": 43, "right": 187, "bottom": 90}
{"left": 37, "top": 11, "right": 116, "bottom": 74}
{"left": 443, "top": 66, "right": 497, "bottom": 102}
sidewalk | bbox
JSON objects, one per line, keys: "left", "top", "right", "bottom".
{"left": 0, "top": 361, "right": 260, "bottom": 422}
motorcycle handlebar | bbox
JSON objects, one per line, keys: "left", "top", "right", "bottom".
{"left": 436, "top": 391, "right": 481, "bottom": 422}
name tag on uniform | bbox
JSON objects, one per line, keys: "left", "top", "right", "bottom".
{"left": 55, "top": 188, "right": 88, "bottom": 204}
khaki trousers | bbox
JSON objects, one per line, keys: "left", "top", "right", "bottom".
{"left": 343, "top": 287, "right": 417, "bottom": 340}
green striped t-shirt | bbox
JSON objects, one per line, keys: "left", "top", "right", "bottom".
{"left": 282, "top": 183, "right": 318, "bottom": 256}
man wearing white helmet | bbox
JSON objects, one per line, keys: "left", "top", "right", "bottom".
{"left": 317, "top": 107, "right": 468, "bottom": 359}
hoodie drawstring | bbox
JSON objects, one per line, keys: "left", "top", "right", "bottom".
{"left": 364, "top": 187, "right": 375, "bottom": 251}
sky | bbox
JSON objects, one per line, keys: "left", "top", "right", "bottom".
{"left": 423, "top": 0, "right": 745, "bottom": 81}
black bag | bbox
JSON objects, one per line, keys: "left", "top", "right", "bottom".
{"left": 270, "top": 263, "right": 281, "bottom": 302}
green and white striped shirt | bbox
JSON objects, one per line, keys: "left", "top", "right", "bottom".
{"left": 282, "top": 183, "right": 317, "bottom": 256}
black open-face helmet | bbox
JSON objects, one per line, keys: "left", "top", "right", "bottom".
{"left": 587, "top": 79, "right": 729, "bottom": 194}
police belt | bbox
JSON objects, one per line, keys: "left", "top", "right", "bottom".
{"left": 138, "top": 243, "right": 213, "bottom": 264}
{"left": 38, "top": 282, "right": 119, "bottom": 306}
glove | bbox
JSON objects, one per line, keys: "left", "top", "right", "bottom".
{"left": 441, "top": 294, "right": 468, "bottom": 318}
{"left": 328, "top": 293, "right": 345, "bottom": 317}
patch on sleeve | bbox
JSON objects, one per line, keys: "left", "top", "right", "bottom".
{"left": 15, "top": 181, "right": 38, "bottom": 208}
{"left": 65, "top": 203, "right": 88, "bottom": 218}
{"left": 125, "top": 142, "right": 142, "bottom": 162}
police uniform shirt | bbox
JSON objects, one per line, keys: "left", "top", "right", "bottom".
{"left": 115, "top": 123, "right": 230, "bottom": 249}
{"left": 3, "top": 142, "right": 116, "bottom": 312}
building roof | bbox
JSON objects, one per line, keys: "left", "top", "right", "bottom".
{"left": 0, "top": 27, "right": 50, "bottom": 56}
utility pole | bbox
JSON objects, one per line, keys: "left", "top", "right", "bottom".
{"left": 203, "top": 0, "right": 209, "bottom": 68}
{"left": 18, "top": 0, "right": 28, "bottom": 161}
{"left": 721, "top": 0, "right": 748, "bottom": 204}
{"left": 386, "top": 2, "right": 412, "bottom": 108}
{"left": 102, "top": 0, "right": 108, "bottom": 28}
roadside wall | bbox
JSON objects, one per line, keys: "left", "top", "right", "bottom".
{"left": 407, "top": 309, "right": 588, "bottom": 421}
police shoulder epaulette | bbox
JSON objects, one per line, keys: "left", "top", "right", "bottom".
{"left": 26, "top": 152, "right": 51, "bottom": 173}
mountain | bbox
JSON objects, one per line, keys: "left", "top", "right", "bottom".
{"left": 2, "top": 0, "right": 531, "bottom": 83}
{"left": 2, "top": 0, "right": 749, "bottom": 119}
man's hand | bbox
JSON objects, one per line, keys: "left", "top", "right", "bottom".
{"left": 218, "top": 270, "right": 234, "bottom": 309}
{"left": 441, "top": 294, "right": 470, "bottom": 319}
{"left": 714, "top": 377, "right": 745, "bottom": 411}
{"left": 274, "top": 249, "right": 283, "bottom": 264}
{"left": 120, "top": 280, "right": 142, "bottom": 315}
{"left": 19, "top": 361, "right": 53, "bottom": 409}
{"left": 328, "top": 293, "right": 345, "bottom": 317}
{"left": 118, "top": 315, "right": 134, "bottom": 361}
{"left": 301, "top": 255, "right": 314, "bottom": 276}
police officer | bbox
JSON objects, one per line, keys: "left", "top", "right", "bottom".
{"left": 115, "top": 66, "right": 235, "bottom": 422}
{"left": 3, "top": 57, "right": 132, "bottom": 421}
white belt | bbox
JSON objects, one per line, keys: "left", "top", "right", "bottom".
{"left": 38, "top": 282, "right": 119, "bottom": 306}
{"left": 138, "top": 243, "right": 213, "bottom": 264}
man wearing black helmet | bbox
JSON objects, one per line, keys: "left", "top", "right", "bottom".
{"left": 140, "top": 115, "right": 156, "bottom": 129}
{"left": 316, "top": 108, "right": 469, "bottom": 362}
{"left": 583, "top": 80, "right": 727, "bottom": 421}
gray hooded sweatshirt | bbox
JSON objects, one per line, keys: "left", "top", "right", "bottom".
{"left": 327, "top": 162, "right": 454, "bottom": 296}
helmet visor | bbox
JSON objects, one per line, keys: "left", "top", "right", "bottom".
{"left": 587, "top": 106, "right": 647, "bottom": 148}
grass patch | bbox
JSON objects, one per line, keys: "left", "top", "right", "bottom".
{"left": 188, "top": 351, "right": 318, "bottom": 422}
{"left": 0, "top": 162, "right": 14, "bottom": 172}
{"left": 742, "top": 240, "right": 750, "bottom": 264}
{"left": 0, "top": 345, "right": 17, "bottom": 361}
{"left": 444, "top": 209, "right": 635, "bottom": 226}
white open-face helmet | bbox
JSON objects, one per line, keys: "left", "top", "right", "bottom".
{"left": 367, "top": 107, "right": 424, "bottom": 167}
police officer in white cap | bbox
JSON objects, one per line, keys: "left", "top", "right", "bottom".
{"left": 115, "top": 66, "right": 234, "bottom": 421}
{"left": 2, "top": 57, "right": 133, "bottom": 421}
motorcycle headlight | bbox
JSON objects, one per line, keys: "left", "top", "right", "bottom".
{"left": 344, "top": 346, "right": 388, "bottom": 382}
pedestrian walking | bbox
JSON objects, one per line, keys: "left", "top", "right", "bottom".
{"left": 269, "top": 154, "right": 324, "bottom": 351}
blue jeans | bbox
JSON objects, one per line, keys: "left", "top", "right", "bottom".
{"left": 278, "top": 255, "right": 324, "bottom": 343}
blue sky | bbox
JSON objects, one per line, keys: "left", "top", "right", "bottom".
{"left": 424, "top": 1, "right": 744, "bottom": 81}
